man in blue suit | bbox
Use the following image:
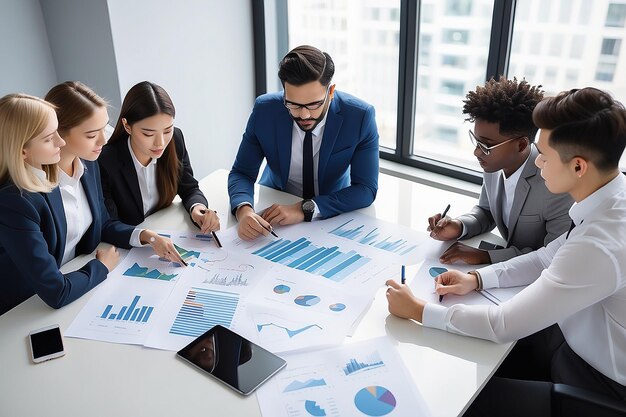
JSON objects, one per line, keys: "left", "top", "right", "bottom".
{"left": 228, "top": 45, "right": 379, "bottom": 240}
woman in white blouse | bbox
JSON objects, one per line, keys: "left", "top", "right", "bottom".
{"left": 98, "top": 81, "right": 219, "bottom": 234}
{"left": 44, "top": 81, "right": 186, "bottom": 266}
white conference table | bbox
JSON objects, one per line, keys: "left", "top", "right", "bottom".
{"left": 0, "top": 169, "right": 511, "bottom": 417}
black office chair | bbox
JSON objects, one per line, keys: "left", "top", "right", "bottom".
{"left": 552, "top": 383, "right": 626, "bottom": 416}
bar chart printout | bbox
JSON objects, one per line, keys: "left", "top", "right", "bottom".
{"left": 169, "top": 287, "right": 239, "bottom": 337}
{"left": 99, "top": 295, "right": 154, "bottom": 323}
{"left": 343, "top": 352, "right": 385, "bottom": 375}
{"left": 251, "top": 237, "right": 371, "bottom": 282}
{"left": 329, "top": 219, "right": 418, "bottom": 256}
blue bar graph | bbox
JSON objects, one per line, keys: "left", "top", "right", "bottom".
{"left": 99, "top": 295, "right": 154, "bottom": 323}
{"left": 252, "top": 237, "right": 371, "bottom": 281}
{"left": 342, "top": 352, "right": 385, "bottom": 375}
{"left": 169, "top": 287, "right": 239, "bottom": 337}
{"left": 329, "top": 219, "right": 418, "bottom": 255}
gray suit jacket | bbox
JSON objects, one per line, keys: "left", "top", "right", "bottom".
{"left": 457, "top": 146, "right": 574, "bottom": 263}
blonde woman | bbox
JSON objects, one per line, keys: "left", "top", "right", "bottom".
{"left": 0, "top": 93, "right": 116, "bottom": 314}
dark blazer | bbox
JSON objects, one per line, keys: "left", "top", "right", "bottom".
{"left": 228, "top": 91, "right": 379, "bottom": 218}
{"left": 98, "top": 127, "right": 208, "bottom": 226}
{"left": 457, "top": 145, "right": 574, "bottom": 263}
{"left": 0, "top": 160, "right": 134, "bottom": 315}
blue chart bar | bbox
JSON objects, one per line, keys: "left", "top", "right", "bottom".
{"left": 252, "top": 237, "right": 371, "bottom": 281}
{"left": 99, "top": 295, "right": 154, "bottom": 323}
{"left": 329, "top": 219, "right": 418, "bottom": 255}
{"left": 343, "top": 356, "right": 385, "bottom": 375}
{"left": 169, "top": 287, "right": 239, "bottom": 337}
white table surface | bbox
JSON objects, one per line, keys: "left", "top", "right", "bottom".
{"left": 0, "top": 169, "right": 511, "bottom": 417}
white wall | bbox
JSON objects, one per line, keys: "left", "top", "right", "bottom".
{"left": 0, "top": 0, "right": 57, "bottom": 97}
{"left": 106, "top": 0, "right": 256, "bottom": 178}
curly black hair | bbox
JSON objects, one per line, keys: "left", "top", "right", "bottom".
{"left": 463, "top": 76, "right": 544, "bottom": 141}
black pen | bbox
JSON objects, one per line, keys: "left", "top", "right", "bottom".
{"left": 211, "top": 231, "right": 222, "bottom": 248}
{"left": 441, "top": 204, "right": 451, "bottom": 219}
{"left": 199, "top": 209, "right": 222, "bottom": 248}
{"left": 261, "top": 223, "right": 279, "bottom": 238}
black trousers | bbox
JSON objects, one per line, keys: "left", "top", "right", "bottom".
{"left": 463, "top": 325, "right": 626, "bottom": 417}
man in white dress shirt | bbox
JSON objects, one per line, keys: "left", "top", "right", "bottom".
{"left": 387, "top": 87, "right": 626, "bottom": 416}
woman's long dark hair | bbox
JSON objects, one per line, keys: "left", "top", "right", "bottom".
{"left": 109, "top": 81, "right": 180, "bottom": 211}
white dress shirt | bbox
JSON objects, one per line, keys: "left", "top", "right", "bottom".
{"left": 501, "top": 153, "right": 527, "bottom": 227}
{"left": 423, "top": 173, "right": 626, "bottom": 385}
{"left": 284, "top": 117, "right": 327, "bottom": 219}
{"left": 128, "top": 138, "right": 159, "bottom": 217}
{"left": 58, "top": 159, "right": 93, "bottom": 265}
{"left": 459, "top": 152, "right": 528, "bottom": 237}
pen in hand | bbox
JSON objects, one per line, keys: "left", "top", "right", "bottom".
{"left": 261, "top": 222, "right": 279, "bottom": 238}
{"left": 199, "top": 209, "right": 222, "bottom": 248}
{"left": 440, "top": 204, "right": 451, "bottom": 220}
{"left": 401, "top": 265, "right": 406, "bottom": 284}
{"left": 436, "top": 277, "right": 444, "bottom": 303}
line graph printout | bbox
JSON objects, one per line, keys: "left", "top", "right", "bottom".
{"left": 241, "top": 307, "right": 345, "bottom": 354}
{"left": 256, "top": 337, "right": 431, "bottom": 417}
{"left": 318, "top": 212, "right": 430, "bottom": 264}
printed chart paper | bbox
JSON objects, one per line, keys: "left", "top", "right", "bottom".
{"left": 411, "top": 259, "right": 525, "bottom": 307}
{"left": 256, "top": 337, "right": 431, "bottom": 417}
{"left": 316, "top": 212, "right": 431, "bottom": 264}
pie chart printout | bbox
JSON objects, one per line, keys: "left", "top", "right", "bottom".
{"left": 273, "top": 284, "right": 291, "bottom": 294}
{"left": 294, "top": 295, "right": 321, "bottom": 307}
{"left": 304, "top": 400, "right": 327, "bottom": 416}
{"left": 329, "top": 303, "right": 346, "bottom": 312}
{"left": 353, "top": 386, "right": 397, "bottom": 416}
{"left": 429, "top": 266, "right": 448, "bottom": 278}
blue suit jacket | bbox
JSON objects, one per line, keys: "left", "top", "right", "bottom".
{"left": 228, "top": 91, "right": 379, "bottom": 218}
{"left": 0, "top": 160, "right": 134, "bottom": 315}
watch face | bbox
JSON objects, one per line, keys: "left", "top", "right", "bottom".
{"left": 302, "top": 200, "right": 315, "bottom": 212}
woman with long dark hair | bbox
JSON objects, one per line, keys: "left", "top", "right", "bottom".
{"left": 99, "top": 81, "right": 219, "bottom": 234}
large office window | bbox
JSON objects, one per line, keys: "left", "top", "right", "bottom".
{"left": 287, "top": 0, "right": 401, "bottom": 150}
{"left": 412, "top": 0, "right": 494, "bottom": 171}
{"left": 262, "top": 0, "right": 626, "bottom": 180}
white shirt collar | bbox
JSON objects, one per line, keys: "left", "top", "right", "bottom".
{"left": 58, "top": 158, "right": 85, "bottom": 186}
{"left": 569, "top": 173, "right": 626, "bottom": 226}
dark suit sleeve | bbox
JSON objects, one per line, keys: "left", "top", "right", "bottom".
{"left": 228, "top": 103, "right": 265, "bottom": 214}
{"left": 314, "top": 105, "right": 379, "bottom": 217}
{"left": 89, "top": 161, "right": 134, "bottom": 249}
{"left": 0, "top": 194, "right": 108, "bottom": 309}
{"left": 98, "top": 154, "right": 120, "bottom": 221}
{"left": 174, "top": 128, "right": 208, "bottom": 217}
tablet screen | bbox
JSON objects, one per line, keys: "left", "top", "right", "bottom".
{"left": 177, "top": 325, "right": 286, "bottom": 395}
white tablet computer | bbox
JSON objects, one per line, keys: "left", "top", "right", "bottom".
{"left": 177, "top": 325, "right": 286, "bottom": 395}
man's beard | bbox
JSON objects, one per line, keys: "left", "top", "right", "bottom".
{"left": 291, "top": 103, "right": 330, "bottom": 132}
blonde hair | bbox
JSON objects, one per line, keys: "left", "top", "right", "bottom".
{"left": 0, "top": 93, "right": 59, "bottom": 192}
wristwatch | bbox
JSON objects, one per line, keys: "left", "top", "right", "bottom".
{"left": 301, "top": 199, "right": 315, "bottom": 222}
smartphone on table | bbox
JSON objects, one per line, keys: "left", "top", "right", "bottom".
{"left": 28, "top": 324, "right": 65, "bottom": 363}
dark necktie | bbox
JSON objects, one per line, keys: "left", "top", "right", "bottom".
{"left": 566, "top": 220, "right": 576, "bottom": 239}
{"left": 302, "top": 130, "right": 314, "bottom": 199}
